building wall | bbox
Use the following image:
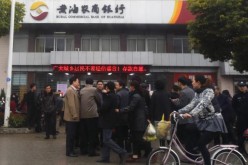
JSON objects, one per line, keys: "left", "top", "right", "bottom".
{"left": 0, "top": 35, "right": 9, "bottom": 91}
{"left": 217, "top": 69, "right": 234, "bottom": 96}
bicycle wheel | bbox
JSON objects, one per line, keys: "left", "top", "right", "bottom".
{"left": 212, "top": 149, "right": 246, "bottom": 165}
{"left": 146, "top": 148, "right": 180, "bottom": 165}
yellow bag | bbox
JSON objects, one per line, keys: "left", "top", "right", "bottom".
{"left": 156, "top": 114, "right": 171, "bottom": 139}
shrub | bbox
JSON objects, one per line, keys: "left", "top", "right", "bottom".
{"left": 0, "top": 112, "right": 3, "bottom": 126}
{"left": 8, "top": 113, "right": 27, "bottom": 128}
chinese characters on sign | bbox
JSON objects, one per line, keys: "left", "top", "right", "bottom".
{"left": 53, "top": 65, "right": 148, "bottom": 73}
{"left": 56, "top": 4, "right": 125, "bottom": 19}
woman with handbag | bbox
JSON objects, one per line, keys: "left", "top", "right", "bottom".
{"left": 178, "top": 75, "right": 227, "bottom": 165}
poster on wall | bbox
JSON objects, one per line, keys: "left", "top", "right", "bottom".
{"left": 56, "top": 84, "right": 68, "bottom": 96}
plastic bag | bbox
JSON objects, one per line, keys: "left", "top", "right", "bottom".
{"left": 156, "top": 114, "right": 171, "bottom": 139}
{"left": 143, "top": 122, "right": 157, "bottom": 141}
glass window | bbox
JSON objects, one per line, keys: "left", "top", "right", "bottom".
{"left": 183, "top": 38, "right": 190, "bottom": 53}
{"left": 35, "top": 38, "right": 45, "bottom": 52}
{"left": 157, "top": 39, "right": 165, "bottom": 53}
{"left": 12, "top": 73, "right": 27, "bottom": 86}
{"left": 173, "top": 38, "right": 183, "bottom": 53}
{"left": 111, "top": 38, "right": 120, "bottom": 51}
{"left": 66, "top": 38, "right": 74, "bottom": 51}
{"left": 82, "top": 39, "right": 90, "bottom": 51}
{"left": 127, "top": 39, "right": 136, "bottom": 51}
{"left": 102, "top": 38, "right": 111, "bottom": 51}
{"left": 147, "top": 39, "right": 156, "bottom": 53}
{"left": 137, "top": 39, "right": 145, "bottom": 51}
{"left": 45, "top": 38, "right": 54, "bottom": 52}
{"left": 91, "top": 38, "right": 99, "bottom": 51}
{"left": 56, "top": 38, "right": 65, "bottom": 51}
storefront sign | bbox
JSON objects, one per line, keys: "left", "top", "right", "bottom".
{"left": 18, "top": 0, "right": 194, "bottom": 24}
{"left": 174, "top": 73, "right": 217, "bottom": 85}
{"left": 53, "top": 65, "right": 149, "bottom": 73}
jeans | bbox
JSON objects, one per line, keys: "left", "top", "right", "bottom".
{"left": 101, "top": 129, "right": 126, "bottom": 161}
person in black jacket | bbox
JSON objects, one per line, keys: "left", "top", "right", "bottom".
{"left": 115, "top": 80, "right": 130, "bottom": 151}
{"left": 232, "top": 81, "right": 248, "bottom": 153}
{"left": 118, "top": 80, "right": 152, "bottom": 160}
{"left": 150, "top": 79, "right": 172, "bottom": 146}
{"left": 39, "top": 85, "right": 57, "bottom": 139}
{"left": 97, "top": 81, "right": 127, "bottom": 164}
{"left": 214, "top": 87, "right": 236, "bottom": 144}
{"left": 26, "top": 83, "right": 37, "bottom": 129}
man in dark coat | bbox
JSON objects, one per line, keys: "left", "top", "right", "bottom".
{"left": 214, "top": 87, "right": 236, "bottom": 144}
{"left": 115, "top": 80, "right": 129, "bottom": 150}
{"left": 26, "top": 83, "right": 37, "bottom": 130}
{"left": 97, "top": 81, "right": 127, "bottom": 164}
{"left": 118, "top": 80, "right": 152, "bottom": 160}
{"left": 40, "top": 85, "right": 57, "bottom": 139}
{"left": 232, "top": 81, "right": 248, "bottom": 153}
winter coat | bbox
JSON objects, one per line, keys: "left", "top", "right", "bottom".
{"left": 178, "top": 88, "right": 215, "bottom": 118}
{"left": 63, "top": 86, "right": 80, "bottom": 122}
{"left": 116, "top": 88, "right": 129, "bottom": 126}
{"left": 150, "top": 90, "right": 171, "bottom": 121}
{"left": 80, "top": 85, "right": 101, "bottom": 119}
{"left": 122, "top": 91, "right": 148, "bottom": 131}
{"left": 232, "top": 91, "right": 248, "bottom": 116}
{"left": 26, "top": 91, "right": 37, "bottom": 112}
{"left": 40, "top": 92, "right": 56, "bottom": 114}
{"left": 98, "top": 92, "right": 119, "bottom": 129}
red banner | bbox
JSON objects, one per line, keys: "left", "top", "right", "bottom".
{"left": 53, "top": 65, "right": 149, "bottom": 73}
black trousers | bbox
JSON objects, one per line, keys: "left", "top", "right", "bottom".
{"left": 66, "top": 121, "right": 78, "bottom": 155}
{"left": 80, "top": 118, "right": 99, "bottom": 154}
{"left": 27, "top": 108, "right": 36, "bottom": 128}
{"left": 236, "top": 115, "right": 248, "bottom": 151}
{"left": 44, "top": 111, "right": 56, "bottom": 137}
{"left": 131, "top": 131, "right": 152, "bottom": 157}
{"left": 115, "top": 125, "right": 129, "bottom": 149}
{"left": 198, "top": 131, "right": 215, "bottom": 165}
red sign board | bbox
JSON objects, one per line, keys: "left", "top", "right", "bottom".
{"left": 174, "top": 73, "right": 217, "bottom": 85}
{"left": 53, "top": 65, "right": 148, "bottom": 73}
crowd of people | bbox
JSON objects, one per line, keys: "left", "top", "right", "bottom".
{"left": 4, "top": 74, "right": 247, "bottom": 165}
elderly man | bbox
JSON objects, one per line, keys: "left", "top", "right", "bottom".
{"left": 63, "top": 76, "right": 80, "bottom": 157}
{"left": 80, "top": 78, "right": 101, "bottom": 156}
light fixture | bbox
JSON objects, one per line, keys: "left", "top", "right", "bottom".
{"left": 129, "top": 73, "right": 134, "bottom": 76}
{"left": 108, "top": 73, "right": 112, "bottom": 76}
{"left": 87, "top": 72, "right": 91, "bottom": 75}
{"left": 54, "top": 31, "right": 66, "bottom": 34}
{"left": 145, "top": 73, "right": 151, "bottom": 76}
{"left": 48, "top": 73, "right": 53, "bottom": 76}
{"left": 65, "top": 73, "right": 69, "bottom": 76}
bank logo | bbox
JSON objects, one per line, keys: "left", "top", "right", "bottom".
{"left": 30, "top": 1, "right": 49, "bottom": 21}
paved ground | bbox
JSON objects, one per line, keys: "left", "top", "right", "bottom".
{"left": 0, "top": 129, "right": 247, "bottom": 165}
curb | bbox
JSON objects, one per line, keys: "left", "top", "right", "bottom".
{"left": 0, "top": 127, "right": 34, "bottom": 134}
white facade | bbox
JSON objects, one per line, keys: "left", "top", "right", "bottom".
{"left": 0, "top": 36, "right": 9, "bottom": 91}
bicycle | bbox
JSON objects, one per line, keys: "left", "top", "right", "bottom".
{"left": 147, "top": 112, "right": 247, "bottom": 165}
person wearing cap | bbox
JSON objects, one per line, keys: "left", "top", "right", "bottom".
{"left": 232, "top": 81, "right": 248, "bottom": 154}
